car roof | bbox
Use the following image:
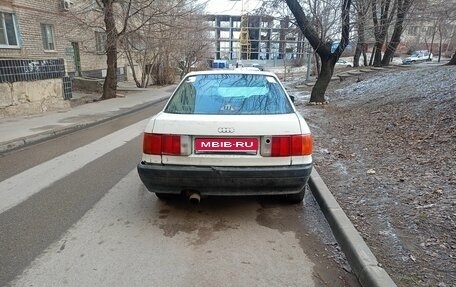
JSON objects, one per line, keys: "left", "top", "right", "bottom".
{"left": 185, "top": 70, "right": 276, "bottom": 77}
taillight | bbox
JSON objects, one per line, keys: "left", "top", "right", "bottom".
{"left": 143, "top": 133, "right": 162, "bottom": 155}
{"left": 291, "top": 134, "right": 312, "bottom": 156}
{"left": 143, "top": 133, "right": 190, "bottom": 155}
{"left": 271, "top": 136, "right": 291, "bottom": 157}
{"left": 162, "top": 134, "right": 181, "bottom": 155}
{"left": 265, "top": 134, "right": 312, "bottom": 157}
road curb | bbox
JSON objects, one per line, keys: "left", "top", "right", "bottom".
{"left": 309, "top": 168, "right": 397, "bottom": 287}
{"left": 0, "top": 96, "right": 169, "bottom": 154}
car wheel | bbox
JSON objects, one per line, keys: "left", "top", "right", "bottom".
{"left": 284, "top": 186, "right": 307, "bottom": 204}
{"left": 155, "top": 192, "right": 177, "bottom": 201}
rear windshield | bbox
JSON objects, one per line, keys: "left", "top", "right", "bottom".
{"left": 165, "top": 74, "right": 293, "bottom": 115}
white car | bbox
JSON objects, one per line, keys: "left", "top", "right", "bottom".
{"left": 236, "top": 66, "right": 260, "bottom": 71}
{"left": 402, "top": 50, "right": 433, "bottom": 64}
{"left": 335, "top": 59, "right": 353, "bottom": 67}
{"left": 137, "top": 70, "right": 313, "bottom": 203}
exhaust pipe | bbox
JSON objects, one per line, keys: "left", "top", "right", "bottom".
{"left": 188, "top": 192, "right": 201, "bottom": 205}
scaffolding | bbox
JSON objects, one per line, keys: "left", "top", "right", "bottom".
{"left": 238, "top": 0, "right": 251, "bottom": 60}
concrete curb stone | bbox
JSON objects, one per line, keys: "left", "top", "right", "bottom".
{"left": 309, "top": 168, "right": 397, "bottom": 287}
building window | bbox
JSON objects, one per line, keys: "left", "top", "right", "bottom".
{"left": 41, "top": 23, "right": 55, "bottom": 51}
{"left": 95, "top": 31, "right": 106, "bottom": 53}
{"left": 220, "top": 21, "right": 230, "bottom": 28}
{"left": 0, "top": 11, "right": 20, "bottom": 48}
{"left": 220, "top": 30, "right": 230, "bottom": 39}
{"left": 261, "top": 21, "right": 270, "bottom": 28}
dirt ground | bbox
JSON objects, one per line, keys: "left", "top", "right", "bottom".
{"left": 289, "top": 64, "right": 455, "bottom": 287}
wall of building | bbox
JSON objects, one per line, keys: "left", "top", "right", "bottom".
{"left": 0, "top": 0, "right": 125, "bottom": 77}
{"left": 1, "top": 0, "right": 69, "bottom": 59}
{"left": 0, "top": 78, "right": 69, "bottom": 118}
{"left": 0, "top": 0, "right": 129, "bottom": 117}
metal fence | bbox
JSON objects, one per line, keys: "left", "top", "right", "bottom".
{"left": 62, "top": 76, "right": 72, "bottom": 100}
{"left": 0, "top": 58, "right": 65, "bottom": 83}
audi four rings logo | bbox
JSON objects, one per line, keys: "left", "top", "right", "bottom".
{"left": 218, "top": 127, "right": 235, "bottom": 133}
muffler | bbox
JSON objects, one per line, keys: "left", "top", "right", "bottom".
{"left": 188, "top": 192, "right": 201, "bottom": 205}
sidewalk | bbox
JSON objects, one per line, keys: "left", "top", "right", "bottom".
{"left": 0, "top": 84, "right": 175, "bottom": 153}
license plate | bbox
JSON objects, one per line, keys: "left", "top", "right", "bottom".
{"left": 195, "top": 138, "right": 258, "bottom": 153}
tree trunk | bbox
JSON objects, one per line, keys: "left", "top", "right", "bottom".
{"left": 382, "top": 0, "right": 412, "bottom": 66}
{"left": 125, "top": 49, "right": 141, "bottom": 87}
{"left": 354, "top": 2, "right": 368, "bottom": 67}
{"left": 314, "top": 53, "right": 320, "bottom": 76}
{"left": 101, "top": 0, "right": 118, "bottom": 100}
{"left": 362, "top": 44, "right": 368, "bottom": 66}
{"left": 372, "top": 0, "right": 392, "bottom": 66}
{"left": 438, "top": 25, "right": 443, "bottom": 62}
{"left": 354, "top": 39, "right": 368, "bottom": 67}
{"left": 354, "top": 44, "right": 362, "bottom": 67}
{"left": 310, "top": 57, "right": 334, "bottom": 103}
{"left": 429, "top": 23, "right": 436, "bottom": 61}
{"left": 354, "top": 12, "right": 364, "bottom": 67}
{"left": 373, "top": 42, "right": 383, "bottom": 66}
{"left": 285, "top": 0, "right": 352, "bottom": 103}
{"left": 369, "top": 46, "right": 376, "bottom": 66}
{"left": 447, "top": 50, "right": 456, "bottom": 65}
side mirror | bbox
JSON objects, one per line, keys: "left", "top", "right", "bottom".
{"left": 289, "top": 95, "right": 295, "bottom": 103}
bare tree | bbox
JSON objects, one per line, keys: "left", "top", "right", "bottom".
{"left": 97, "top": 0, "right": 158, "bottom": 99}
{"left": 369, "top": 0, "right": 419, "bottom": 66}
{"left": 285, "top": 0, "right": 352, "bottom": 103}
{"left": 353, "top": 0, "right": 370, "bottom": 67}
{"left": 448, "top": 50, "right": 456, "bottom": 65}
{"left": 174, "top": 14, "right": 212, "bottom": 79}
{"left": 381, "top": 0, "right": 414, "bottom": 65}
{"left": 371, "top": 0, "right": 396, "bottom": 66}
{"left": 70, "top": 0, "right": 182, "bottom": 99}
{"left": 76, "top": 0, "right": 201, "bottom": 95}
{"left": 423, "top": 0, "right": 456, "bottom": 61}
{"left": 101, "top": 0, "right": 121, "bottom": 99}
{"left": 121, "top": 1, "right": 190, "bottom": 87}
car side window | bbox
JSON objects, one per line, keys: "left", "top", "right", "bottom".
{"left": 165, "top": 82, "right": 197, "bottom": 113}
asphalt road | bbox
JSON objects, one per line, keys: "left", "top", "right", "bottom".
{"left": 0, "top": 103, "right": 359, "bottom": 286}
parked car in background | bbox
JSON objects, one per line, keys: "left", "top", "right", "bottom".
{"left": 402, "top": 51, "right": 433, "bottom": 64}
{"left": 212, "top": 59, "right": 230, "bottom": 69}
{"left": 335, "top": 59, "right": 353, "bottom": 68}
{"left": 237, "top": 66, "right": 260, "bottom": 71}
{"left": 137, "top": 70, "right": 313, "bottom": 204}
{"left": 251, "top": 63, "right": 265, "bottom": 71}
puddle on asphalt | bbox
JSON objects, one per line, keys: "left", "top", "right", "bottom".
{"left": 256, "top": 191, "right": 360, "bottom": 286}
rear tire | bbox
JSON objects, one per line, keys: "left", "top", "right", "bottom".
{"left": 155, "top": 193, "right": 176, "bottom": 201}
{"left": 284, "top": 186, "right": 306, "bottom": 204}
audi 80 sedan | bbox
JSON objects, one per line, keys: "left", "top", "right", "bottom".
{"left": 137, "top": 70, "right": 313, "bottom": 203}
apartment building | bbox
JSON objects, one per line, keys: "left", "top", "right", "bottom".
{"left": 0, "top": 0, "right": 127, "bottom": 79}
{"left": 206, "top": 14, "right": 307, "bottom": 61}
{"left": 0, "top": 0, "right": 127, "bottom": 117}
{"left": 402, "top": 23, "right": 456, "bottom": 55}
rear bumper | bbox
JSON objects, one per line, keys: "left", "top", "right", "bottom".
{"left": 137, "top": 162, "right": 312, "bottom": 196}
